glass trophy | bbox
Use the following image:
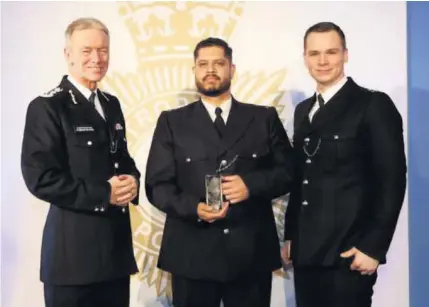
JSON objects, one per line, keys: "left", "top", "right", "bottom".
{"left": 205, "top": 174, "right": 223, "bottom": 211}
{"left": 205, "top": 155, "right": 238, "bottom": 212}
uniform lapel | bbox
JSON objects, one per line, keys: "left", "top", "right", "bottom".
{"left": 294, "top": 94, "right": 315, "bottom": 141}
{"left": 217, "top": 98, "right": 255, "bottom": 157}
{"left": 97, "top": 90, "right": 116, "bottom": 126}
{"left": 97, "top": 89, "right": 119, "bottom": 144}
{"left": 60, "top": 76, "right": 106, "bottom": 128}
{"left": 189, "top": 99, "right": 255, "bottom": 157}
{"left": 309, "top": 78, "right": 357, "bottom": 132}
{"left": 190, "top": 100, "right": 222, "bottom": 149}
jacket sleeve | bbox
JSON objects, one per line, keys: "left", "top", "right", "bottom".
{"left": 356, "top": 92, "right": 407, "bottom": 263}
{"left": 144, "top": 111, "right": 200, "bottom": 220}
{"left": 284, "top": 103, "right": 303, "bottom": 241}
{"left": 21, "top": 97, "right": 111, "bottom": 211}
{"left": 284, "top": 175, "right": 301, "bottom": 241}
{"left": 241, "top": 107, "right": 295, "bottom": 200}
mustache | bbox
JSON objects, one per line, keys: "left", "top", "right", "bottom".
{"left": 203, "top": 75, "right": 220, "bottom": 81}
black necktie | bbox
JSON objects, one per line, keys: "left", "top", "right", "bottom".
{"left": 317, "top": 94, "right": 325, "bottom": 108}
{"left": 214, "top": 107, "right": 226, "bottom": 138}
{"left": 89, "top": 91, "right": 96, "bottom": 107}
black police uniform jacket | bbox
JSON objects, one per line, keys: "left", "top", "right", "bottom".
{"left": 285, "top": 78, "right": 407, "bottom": 267}
{"left": 145, "top": 98, "right": 295, "bottom": 282}
{"left": 21, "top": 76, "right": 140, "bottom": 285}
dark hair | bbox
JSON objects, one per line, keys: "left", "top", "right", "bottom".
{"left": 304, "top": 22, "right": 347, "bottom": 50}
{"left": 193, "top": 37, "right": 233, "bottom": 62}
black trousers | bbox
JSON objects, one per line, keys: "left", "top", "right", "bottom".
{"left": 172, "top": 271, "right": 272, "bottom": 307}
{"left": 294, "top": 266, "right": 378, "bottom": 307}
{"left": 44, "top": 277, "right": 130, "bottom": 307}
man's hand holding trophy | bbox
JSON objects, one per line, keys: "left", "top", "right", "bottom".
{"left": 198, "top": 155, "right": 248, "bottom": 223}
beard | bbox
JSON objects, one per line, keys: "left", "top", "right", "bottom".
{"left": 196, "top": 75, "right": 231, "bottom": 97}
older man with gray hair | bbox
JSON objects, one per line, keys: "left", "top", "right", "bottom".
{"left": 21, "top": 17, "right": 140, "bottom": 307}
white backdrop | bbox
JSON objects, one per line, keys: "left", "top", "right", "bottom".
{"left": 1, "top": 2, "right": 408, "bottom": 307}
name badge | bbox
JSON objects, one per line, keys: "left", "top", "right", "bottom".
{"left": 75, "top": 125, "right": 95, "bottom": 133}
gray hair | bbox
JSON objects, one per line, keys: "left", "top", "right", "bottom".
{"left": 65, "top": 17, "right": 109, "bottom": 44}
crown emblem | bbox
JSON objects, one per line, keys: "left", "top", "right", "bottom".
{"left": 118, "top": 2, "right": 244, "bottom": 64}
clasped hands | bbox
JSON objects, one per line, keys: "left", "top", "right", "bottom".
{"left": 108, "top": 174, "right": 138, "bottom": 206}
{"left": 197, "top": 175, "right": 249, "bottom": 223}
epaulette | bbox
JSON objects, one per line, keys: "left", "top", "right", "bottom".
{"left": 40, "top": 86, "right": 63, "bottom": 98}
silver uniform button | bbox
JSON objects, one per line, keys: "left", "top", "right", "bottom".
{"left": 186, "top": 158, "right": 191, "bottom": 162}
{"left": 221, "top": 160, "right": 227, "bottom": 165}
{"left": 114, "top": 162, "right": 119, "bottom": 169}
{"left": 302, "top": 200, "right": 308, "bottom": 206}
{"left": 306, "top": 158, "right": 312, "bottom": 164}
{"left": 87, "top": 141, "right": 92, "bottom": 146}
{"left": 122, "top": 208, "right": 126, "bottom": 213}
{"left": 100, "top": 207, "right": 105, "bottom": 212}
{"left": 223, "top": 228, "right": 230, "bottom": 234}
{"left": 334, "top": 135, "right": 339, "bottom": 140}
{"left": 252, "top": 153, "right": 257, "bottom": 158}
{"left": 304, "top": 137, "right": 310, "bottom": 142}
{"left": 303, "top": 179, "right": 309, "bottom": 184}
{"left": 94, "top": 207, "right": 99, "bottom": 212}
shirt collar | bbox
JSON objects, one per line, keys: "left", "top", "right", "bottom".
{"left": 201, "top": 96, "right": 232, "bottom": 118}
{"left": 317, "top": 75, "right": 348, "bottom": 104}
{"left": 67, "top": 75, "right": 97, "bottom": 100}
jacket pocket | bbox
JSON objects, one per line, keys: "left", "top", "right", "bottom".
{"left": 320, "top": 131, "right": 358, "bottom": 171}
